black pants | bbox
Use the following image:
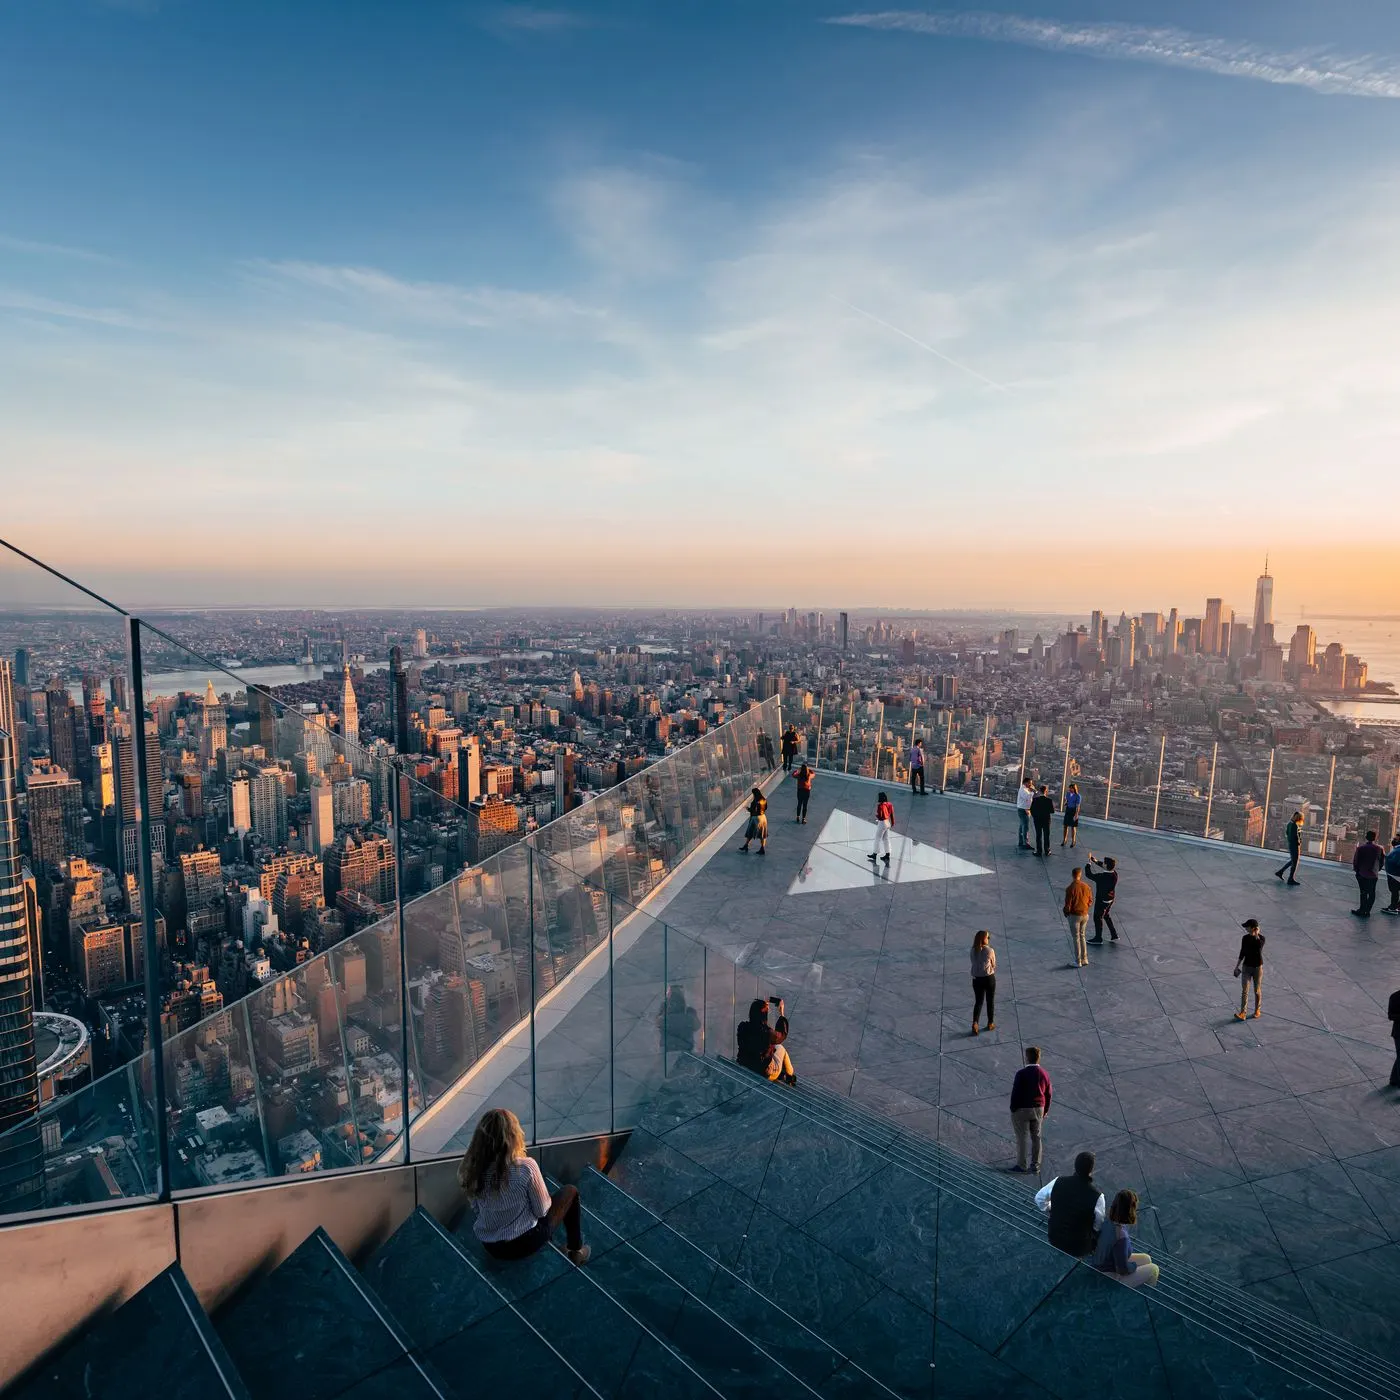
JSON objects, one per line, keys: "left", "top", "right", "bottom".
{"left": 911, "top": 767, "right": 926, "bottom": 794}
{"left": 1092, "top": 902, "right": 1118, "bottom": 940}
{"left": 972, "top": 975, "right": 996, "bottom": 1025}
{"left": 483, "top": 1184, "right": 583, "bottom": 1258}
{"left": 1357, "top": 876, "right": 1378, "bottom": 917}
{"left": 782, "top": 752, "right": 794, "bottom": 772}
{"left": 1391, "top": 1033, "right": 1400, "bottom": 1088}
{"left": 1386, "top": 875, "right": 1400, "bottom": 911}
{"left": 1276, "top": 850, "right": 1300, "bottom": 882}
{"left": 1034, "top": 819, "right": 1051, "bottom": 855}
{"left": 796, "top": 790, "right": 810, "bottom": 822}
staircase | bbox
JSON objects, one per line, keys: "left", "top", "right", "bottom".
{"left": 14, "top": 1054, "right": 1399, "bottom": 1399}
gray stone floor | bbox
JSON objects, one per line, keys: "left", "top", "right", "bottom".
{"left": 653, "top": 772, "right": 1400, "bottom": 1356}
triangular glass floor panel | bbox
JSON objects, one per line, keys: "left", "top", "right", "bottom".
{"left": 788, "top": 808, "right": 993, "bottom": 894}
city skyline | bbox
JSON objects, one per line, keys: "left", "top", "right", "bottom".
{"left": 5, "top": 2, "right": 1400, "bottom": 608}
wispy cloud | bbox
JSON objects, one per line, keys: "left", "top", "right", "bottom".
{"left": 0, "top": 234, "right": 119, "bottom": 264}
{"left": 488, "top": 7, "right": 597, "bottom": 34}
{"left": 826, "top": 11, "right": 1400, "bottom": 99}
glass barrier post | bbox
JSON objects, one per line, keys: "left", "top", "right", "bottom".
{"left": 700, "top": 945, "right": 708, "bottom": 1056}
{"left": 241, "top": 999, "right": 274, "bottom": 1176}
{"left": 127, "top": 618, "right": 171, "bottom": 1201}
{"left": 1152, "top": 733, "right": 1166, "bottom": 830}
{"left": 661, "top": 920, "right": 670, "bottom": 1078}
{"left": 813, "top": 696, "right": 825, "bottom": 771}
{"left": 1203, "top": 742, "right": 1219, "bottom": 837}
{"left": 1321, "top": 754, "right": 1336, "bottom": 861}
{"left": 389, "top": 767, "right": 408, "bottom": 1159}
{"left": 1391, "top": 768, "right": 1400, "bottom": 844}
{"left": 528, "top": 845, "right": 538, "bottom": 1140}
{"left": 873, "top": 702, "right": 885, "bottom": 782}
{"left": 843, "top": 698, "right": 854, "bottom": 773}
{"left": 1260, "top": 749, "right": 1276, "bottom": 847}
{"left": 941, "top": 716, "right": 952, "bottom": 793}
{"left": 609, "top": 893, "right": 616, "bottom": 1133}
{"left": 1060, "top": 724, "right": 1072, "bottom": 801}
{"left": 977, "top": 716, "right": 990, "bottom": 798}
{"left": 1016, "top": 719, "right": 1029, "bottom": 789}
{"left": 1103, "top": 731, "right": 1118, "bottom": 820}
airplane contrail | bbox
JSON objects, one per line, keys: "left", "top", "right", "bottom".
{"left": 830, "top": 295, "right": 1011, "bottom": 392}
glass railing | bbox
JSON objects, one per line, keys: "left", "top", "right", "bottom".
{"left": 0, "top": 593, "right": 783, "bottom": 1218}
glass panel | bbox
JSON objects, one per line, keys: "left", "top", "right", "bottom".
{"left": 531, "top": 857, "right": 612, "bottom": 1141}
{"left": 609, "top": 900, "right": 665, "bottom": 1128}
{"left": 663, "top": 925, "right": 706, "bottom": 1071}
{"left": 0, "top": 540, "right": 148, "bottom": 1217}
{"left": 982, "top": 714, "right": 1028, "bottom": 805}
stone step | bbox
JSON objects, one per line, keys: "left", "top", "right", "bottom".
{"left": 215, "top": 1227, "right": 447, "bottom": 1399}
{"left": 11, "top": 1264, "right": 249, "bottom": 1400}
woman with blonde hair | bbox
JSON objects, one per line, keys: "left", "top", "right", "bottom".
{"left": 970, "top": 930, "right": 997, "bottom": 1035}
{"left": 458, "top": 1108, "right": 589, "bottom": 1265}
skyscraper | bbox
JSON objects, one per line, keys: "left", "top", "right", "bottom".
{"left": 390, "top": 647, "right": 410, "bottom": 754}
{"left": 1251, "top": 561, "right": 1274, "bottom": 653}
{"left": 201, "top": 681, "right": 227, "bottom": 768}
{"left": 25, "top": 764, "right": 85, "bottom": 875}
{"left": 248, "top": 686, "right": 277, "bottom": 753}
{"left": 338, "top": 665, "right": 359, "bottom": 752}
{"left": 1166, "top": 608, "right": 1180, "bottom": 656}
{"left": 12, "top": 650, "right": 29, "bottom": 688}
{"left": 458, "top": 735, "right": 482, "bottom": 806}
{"left": 839, "top": 612, "right": 849, "bottom": 651}
{"left": 309, "top": 776, "right": 335, "bottom": 855}
{"left": 1202, "top": 599, "right": 1224, "bottom": 656}
{"left": 0, "top": 662, "right": 16, "bottom": 764}
{"left": 0, "top": 724, "right": 44, "bottom": 1210}
{"left": 115, "top": 717, "right": 165, "bottom": 880}
{"left": 44, "top": 681, "right": 78, "bottom": 778}
{"left": 1288, "top": 624, "right": 1316, "bottom": 672}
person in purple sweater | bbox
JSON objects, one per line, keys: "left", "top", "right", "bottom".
{"left": 1353, "top": 831, "right": 1386, "bottom": 918}
{"left": 1008, "top": 1046, "right": 1052, "bottom": 1174}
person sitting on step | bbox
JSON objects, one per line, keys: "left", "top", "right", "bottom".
{"left": 1093, "top": 1189, "right": 1160, "bottom": 1288}
{"left": 736, "top": 996, "right": 796, "bottom": 1084}
{"left": 460, "top": 1108, "right": 590, "bottom": 1266}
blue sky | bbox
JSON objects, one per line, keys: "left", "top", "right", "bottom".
{"left": 4, "top": 1, "right": 1400, "bottom": 609}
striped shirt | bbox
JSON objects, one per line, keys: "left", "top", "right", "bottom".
{"left": 470, "top": 1156, "right": 551, "bottom": 1243}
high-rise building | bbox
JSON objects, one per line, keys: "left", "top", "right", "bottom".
{"left": 1321, "top": 643, "right": 1347, "bottom": 689}
{"left": 1289, "top": 625, "right": 1317, "bottom": 672}
{"left": 1089, "top": 610, "right": 1105, "bottom": 651}
{"left": 338, "top": 665, "right": 359, "bottom": 752}
{"left": 114, "top": 716, "right": 165, "bottom": 879}
{"left": 554, "top": 747, "right": 575, "bottom": 816}
{"left": 458, "top": 735, "right": 482, "bottom": 805}
{"left": 12, "top": 650, "right": 29, "bottom": 688}
{"left": 1251, "top": 561, "right": 1273, "bottom": 652}
{"left": 1258, "top": 643, "right": 1285, "bottom": 683}
{"left": 1165, "top": 608, "right": 1180, "bottom": 656}
{"left": 324, "top": 832, "right": 396, "bottom": 905}
{"left": 25, "top": 763, "right": 85, "bottom": 875}
{"left": 390, "top": 647, "right": 410, "bottom": 754}
{"left": 412, "top": 628, "right": 428, "bottom": 660}
{"left": 465, "top": 795, "right": 521, "bottom": 864}
{"left": 108, "top": 671, "right": 127, "bottom": 711}
{"left": 0, "top": 724, "right": 43, "bottom": 1210}
{"left": 229, "top": 777, "right": 251, "bottom": 835}
{"left": 248, "top": 766, "right": 288, "bottom": 847}
{"left": 0, "top": 662, "right": 17, "bottom": 780}
{"left": 839, "top": 612, "right": 849, "bottom": 651}
{"left": 201, "top": 681, "right": 227, "bottom": 768}
{"left": 44, "top": 681, "right": 78, "bottom": 778}
{"left": 309, "top": 777, "right": 334, "bottom": 855}
{"left": 1201, "top": 599, "right": 1224, "bottom": 656}
{"left": 248, "top": 687, "right": 277, "bottom": 752}
{"left": 179, "top": 848, "right": 225, "bottom": 939}
{"left": 91, "top": 742, "right": 115, "bottom": 814}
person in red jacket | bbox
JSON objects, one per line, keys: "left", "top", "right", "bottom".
{"left": 867, "top": 791, "right": 895, "bottom": 866}
{"left": 1009, "top": 1046, "right": 1052, "bottom": 1174}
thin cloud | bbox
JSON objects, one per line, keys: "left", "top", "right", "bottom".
{"left": 0, "top": 234, "right": 119, "bottom": 264}
{"left": 488, "top": 7, "right": 597, "bottom": 33}
{"left": 826, "top": 11, "right": 1400, "bottom": 99}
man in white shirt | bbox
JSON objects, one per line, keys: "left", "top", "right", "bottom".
{"left": 1034, "top": 1151, "right": 1105, "bottom": 1257}
{"left": 1016, "top": 778, "right": 1035, "bottom": 850}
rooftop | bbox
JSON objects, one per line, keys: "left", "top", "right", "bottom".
{"left": 495, "top": 767, "right": 1400, "bottom": 1355}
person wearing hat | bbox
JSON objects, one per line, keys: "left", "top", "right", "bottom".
{"left": 1233, "top": 919, "right": 1265, "bottom": 1020}
{"left": 1274, "top": 812, "right": 1303, "bottom": 887}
